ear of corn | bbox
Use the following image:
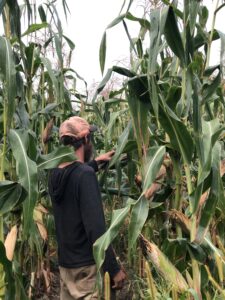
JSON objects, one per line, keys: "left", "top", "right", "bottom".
{"left": 140, "top": 234, "right": 188, "bottom": 292}
{"left": 104, "top": 272, "right": 110, "bottom": 300}
{"left": 42, "top": 118, "right": 54, "bottom": 144}
{"left": 167, "top": 209, "right": 191, "bottom": 234}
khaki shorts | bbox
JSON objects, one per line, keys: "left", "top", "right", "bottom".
{"left": 59, "top": 264, "right": 98, "bottom": 300}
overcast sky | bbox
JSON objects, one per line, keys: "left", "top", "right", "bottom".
{"left": 59, "top": 0, "right": 224, "bottom": 90}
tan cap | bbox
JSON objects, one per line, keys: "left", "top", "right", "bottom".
{"left": 59, "top": 116, "right": 97, "bottom": 139}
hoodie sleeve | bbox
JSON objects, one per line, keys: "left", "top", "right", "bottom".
{"left": 87, "top": 160, "right": 98, "bottom": 172}
{"left": 78, "top": 166, "right": 120, "bottom": 278}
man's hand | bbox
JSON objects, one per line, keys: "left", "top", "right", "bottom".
{"left": 112, "top": 269, "right": 127, "bottom": 290}
{"left": 95, "top": 150, "right": 115, "bottom": 163}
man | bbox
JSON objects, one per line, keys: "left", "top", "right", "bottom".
{"left": 48, "top": 116, "right": 126, "bottom": 300}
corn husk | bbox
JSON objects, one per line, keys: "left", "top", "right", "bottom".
{"left": 4, "top": 225, "right": 18, "bottom": 261}
{"left": 139, "top": 234, "right": 188, "bottom": 292}
{"left": 167, "top": 209, "right": 191, "bottom": 234}
{"left": 28, "top": 271, "right": 35, "bottom": 299}
{"left": 42, "top": 118, "right": 54, "bottom": 144}
{"left": 145, "top": 182, "right": 161, "bottom": 199}
{"left": 33, "top": 205, "right": 48, "bottom": 240}
{"left": 36, "top": 203, "right": 48, "bottom": 214}
{"left": 36, "top": 222, "right": 48, "bottom": 241}
{"left": 42, "top": 268, "right": 51, "bottom": 294}
{"left": 220, "top": 159, "right": 225, "bottom": 176}
{"left": 136, "top": 164, "right": 167, "bottom": 199}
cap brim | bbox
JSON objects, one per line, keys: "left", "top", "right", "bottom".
{"left": 89, "top": 125, "right": 98, "bottom": 132}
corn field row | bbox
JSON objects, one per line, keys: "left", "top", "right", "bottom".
{"left": 0, "top": 0, "right": 225, "bottom": 299}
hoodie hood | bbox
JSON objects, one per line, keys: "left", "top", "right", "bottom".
{"left": 48, "top": 161, "right": 81, "bottom": 203}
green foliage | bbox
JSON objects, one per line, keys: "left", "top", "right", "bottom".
{"left": 0, "top": 242, "right": 15, "bottom": 298}
{"left": 0, "top": 0, "right": 224, "bottom": 298}
{"left": 93, "top": 0, "right": 225, "bottom": 298}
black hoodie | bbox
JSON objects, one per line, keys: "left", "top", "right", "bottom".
{"left": 48, "top": 160, "right": 120, "bottom": 278}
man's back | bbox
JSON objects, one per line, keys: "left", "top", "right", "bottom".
{"left": 48, "top": 161, "right": 120, "bottom": 276}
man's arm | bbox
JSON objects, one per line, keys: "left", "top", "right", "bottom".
{"left": 78, "top": 166, "right": 126, "bottom": 286}
{"left": 87, "top": 150, "right": 115, "bottom": 172}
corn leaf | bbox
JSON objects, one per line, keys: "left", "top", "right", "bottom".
{"left": 109, "top": 122, "right": 131, "bottom": 167}
{"left": 198, "top": 119, "right": 223, "bottom": 183}
{"left": 149, "top": 9, "right": 161, "bottom": 73}
{"left": 196, "top": 142, "right": 223, "bottom": 241}
{"left": 202, "top": 69, "right": 221, "bottom": 103}
{"left": 21, "top": 22, "right": 48, "bottom": 37}
{"left": 106, "top": 109, "right": 128, "bottom": 140}
{"left": 128, "top": 196, "right": 149, "bottom": 250}
{"left": 0, "top": 37, "right": 17, "bottom": 128}
{"left": 92, "top": 68, "right": 113, "bottom": 102}
{"left": 112, "top": 66, "right": 135, "bottom": 77}
{"left": 0, "top": 181, "right": 26, "bottom": 215}
{"left": 149, "top": 75, "right": 159, "bottom": 118}
{"left": 0, "top": 242, "right": 15, "bottom": 299}
{"left": 8, "top": 129, "right": 38, "bottom": 237}
{"left": 93, "top": 206, "right": 130, "bottom": 271}
{"left": 106, "top": 14, "right": 126, "bottom": 29}
{"left": 38, "top": 5, "right": 46, "bottom": 22}
{"left": 6, "top": 0, "right": 21, "bottom": 38}
{"left": 143, "top": 146, "right": 165, "bottom": 192}
{"left": 163, "top": 6, "right": 186, "bottom": 66}
{"left": 127, "top": 76, "right": 150, "bottom": 157}
{"left": 189, "top": 1, "right": 200, "bottom": 35}
{"left": 99, "top": 31, "right": 106, "bottom": 74}
{"left": 37, "top": 146, "right": 75, "bottom": 170}
{"left": 41, "top": 57, "right": 59, "bottom": 101}
{"left": 159, "top": 104, "right": 194, "bottom": 164}
{"left": 63, "top": 34, "right": 75, "bottom": 50}
{"left": 125, "top": 12, "right": 150, "bottom": 30}
{"left": 190, "top": 119, "right": 224, "bottom": 213}
{"left": 0, "top": 0, "right": 6, "bottom": 15}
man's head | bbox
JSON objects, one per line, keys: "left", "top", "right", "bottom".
{"left": 59, "top": 116, "right": 96, "bottom": 162}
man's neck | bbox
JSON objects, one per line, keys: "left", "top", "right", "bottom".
{"left": 75, "top": 146, "right": 84, "bottom": 163}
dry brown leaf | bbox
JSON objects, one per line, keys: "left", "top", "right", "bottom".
{"left": 36, "top": 221, "right": 48, "bottom": 241}
{"left": 42, "top": 268, "right": 51, "bottom": 293}
{"left": 155, "top": 165, "right": 166, "bottom": 180}
{"left": 4, "top": 225, "right": 18, "bottom": 261}
{"left": 220, "top": 159, "right": 225, "bottom": 177}
{"left": 36, "top": 203, "right": 48, "bottom": 214}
